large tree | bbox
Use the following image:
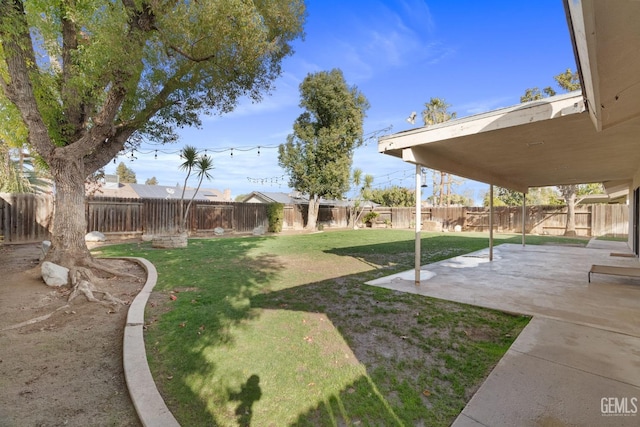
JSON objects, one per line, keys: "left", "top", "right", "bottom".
{"left": 0, "top": 1, "right": 305, "bottom": 270}
{"left": 278, "top": 69, "right": 369, "bottom": 230}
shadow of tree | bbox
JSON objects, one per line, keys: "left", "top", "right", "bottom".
{"left": 250, "top": 267, "right": 527, "bottom": 426}
{"left": 103, "top": 233, "right": 527, "bottom": 426}
{"left": 99, "top": 237, "right": 284, "bottom": 426}
{"left": 228, "top": 374, "right": 262, "bottom": 427}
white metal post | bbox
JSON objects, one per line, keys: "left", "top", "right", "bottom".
{"left": 522, "top": 192, "right": 526, "bottom": 246}
{"left": 415, "top": 164, "right": 421, "bottom": 285}
{"left": 489, "top": 184, "right": 494, "bottom": 261}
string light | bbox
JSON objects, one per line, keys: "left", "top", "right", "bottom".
{"left": 246, "top": 175, "right": 287, "bottom": 186}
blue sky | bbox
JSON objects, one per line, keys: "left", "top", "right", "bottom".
{"left": 104, "top": 0, "right": 576, "bottom": 204}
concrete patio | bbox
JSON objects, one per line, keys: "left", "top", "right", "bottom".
{"left": 366, "top": 239, "right": 640, "bottom": 426}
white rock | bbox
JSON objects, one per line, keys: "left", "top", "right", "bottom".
{"left": 85, "top": 231, "right": 106, "bottom": 242}
{"left": 214, "top": 227, "right": 225, "bottom": 236}
{"left": 454, "top": 225, "right": 462, "bottom": 232}
{"left": 252, "top": 225, "right": 265, "bottom": 236}
{"left": 41, "top": 261, "right": 69, "bottom": 287}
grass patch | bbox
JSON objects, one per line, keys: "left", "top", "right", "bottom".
{"left": 596, "top": 234, "right": 629, "bottom": 242}
{"left": 98, "top": 230, "right": 584, "bottom": 426}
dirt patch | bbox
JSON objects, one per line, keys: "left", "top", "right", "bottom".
{"left": 0, "top": 243, "right": 145, "bottom": 427}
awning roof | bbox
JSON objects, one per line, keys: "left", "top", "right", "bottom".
{"left": 378, "top": 0, "right": 640, "bottom": 194}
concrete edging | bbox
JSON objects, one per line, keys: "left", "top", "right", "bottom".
{"left": 122, "top": 257, "right": 180, "bottom": 427}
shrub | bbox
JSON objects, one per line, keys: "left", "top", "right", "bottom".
{"left": 266, "top": 203, "right": 284, "bottom": 232}
{"left": 363, "top": 211, "right": 379, "bottom": 224}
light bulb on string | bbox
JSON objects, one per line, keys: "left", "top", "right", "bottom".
{"left": 154, "top": 150, "right": 157, "bottom": 159}
{"left": 230, "top": 148, "right": 233, "bottom": 158}
{"left": 257, "top": 146, "right": 261, "bottom": 156}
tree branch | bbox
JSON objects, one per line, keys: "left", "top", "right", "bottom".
{"left": 0, "top": 0, "right": 56, "bottom": 162}
{"left": 60, "top": 0, "right": 85, "bottom": 138}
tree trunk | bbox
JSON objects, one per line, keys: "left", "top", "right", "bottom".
{"left": 564, "top": 193, "right": 577, "bottom": 236}
{"left": 306, "top": 195, "right": 320, "bottom": 230}
{"left": 45, "top": 157, "right": 92, "bottom": 267}
{"left": 562, "top": 187, "right": 578, "bottom": 237}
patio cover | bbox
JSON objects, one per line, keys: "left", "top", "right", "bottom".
{"left": 378, "top": 0, "right": 640, "bottom": 194}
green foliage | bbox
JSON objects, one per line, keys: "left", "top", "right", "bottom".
{"left": 521, "top": 69, "right": 579, "bottom": 102}
{"left": 278, "top": 69, "right": 370, "bottom": 201}
{"left": 422, "top": 97, "right": 457, "bottom": 125}
{"left": 520, "top": 87, "right": 556, "bottom": 102}
{"left": 0, "top": 95, "right": 28, "bottom": 150}
{"left": 484, "top": 186, "right": 562, "bottom": 207}
{"left": 145, "top": 177, "right": 158, "bottom": 185}
{"left": 554, "top": 68, "right": 581, "bottom": 92}
{"left": 266, "top": 203, "right": 284, "bottom": 233}
{"left": 368, "top": 186, "right": 415, "bottom": 207}
{"left": 116, "top": 162, "right": 137, "bottom": 183}
{"left": 362, "top": 211, "right": 379, "bottom": 224}
{"left": 577, "top": 182, "right": 604, "bottom": 196}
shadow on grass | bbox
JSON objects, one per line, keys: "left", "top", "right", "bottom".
{"left": 324, "top": 233, "right": 588, "bottom": 271}
{"left": 250, "top": 270, "right": 529, "bottom": 426}
{"left": 98, "top": 237, "right": 285, "bottom": 426}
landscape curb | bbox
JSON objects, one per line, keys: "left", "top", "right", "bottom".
{"left": 121, "top": 257, "right": 180, "bottom": 427}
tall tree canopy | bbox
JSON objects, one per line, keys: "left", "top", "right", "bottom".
{"left": 116, "top": 162, "right": 137, "bottom": 184}
{"left": 368, "top": 186, "right": 415, "bottom": 207}
{"left": 278, "top": 68, "right": 369, "bottom": 229}
{"left": 0, "top": 0, "right": 305, "bottom": 267}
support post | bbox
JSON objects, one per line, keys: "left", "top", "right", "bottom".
{"left": 489, "top": 184, "right": 494, "bottom": 261}
{"left": 415, "top": 164, "right": 421, "bottom": 285}
{"left": 522, "top": 191, "right": 526, "bottom": 246}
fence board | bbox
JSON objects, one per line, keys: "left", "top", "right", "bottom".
{"left": 0, "top": 193, "right": 631, "bottom": 243}
{"left": 0, "top": 193, "right": 53, "bottom": 243}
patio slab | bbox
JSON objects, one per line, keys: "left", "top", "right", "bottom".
{"left": 366, "top": 240, "right": 640, "bottom": 426}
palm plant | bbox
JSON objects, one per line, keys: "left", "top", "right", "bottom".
{"left": 181, "top": 154, "right": 214, "bottom": 231}
{"left": 177, "top": 145, "right": 214, "bottom": 232}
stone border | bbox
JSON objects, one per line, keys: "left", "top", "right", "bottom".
{"left": 121, "top": 257, "right": 180, "bottom": 427}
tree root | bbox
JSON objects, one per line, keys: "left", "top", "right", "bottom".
{"left": 68, "top": 266, "right": 126, "bottom": 310}
{"left": 86, "top": 258, "right": 140, "bottom": 279}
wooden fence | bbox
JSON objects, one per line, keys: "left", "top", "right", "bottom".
{"left": 0, "top": 193, "right": 629, "bottom": 243}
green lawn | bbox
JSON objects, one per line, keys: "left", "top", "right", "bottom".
{"left": 98, "top": 230, "right": 585, "bottom": 426}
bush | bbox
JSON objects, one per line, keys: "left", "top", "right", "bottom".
{"left": 363, "top": 211, "right": 379, "bottom": 224}
{"left": 266, "top": 203, "right": 284, "bottom": 233}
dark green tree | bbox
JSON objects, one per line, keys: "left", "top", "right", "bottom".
{"left": 368, "top": 186, "right": 415, "bottom": 207}
{"left": 0, "top": 0, "right": 305, "bottom": 271}
{"left": 278, "top": 69, "right": 370, "bottom": 229}
{"left": 116, "top": 162, "right": 137, "bottom": 184}
{"left": 145, "top": 177, "right": 158, "bottom": 185}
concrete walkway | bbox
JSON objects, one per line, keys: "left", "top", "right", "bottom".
{"left": 366, "top": 240, "right": 640, "bottom": 426}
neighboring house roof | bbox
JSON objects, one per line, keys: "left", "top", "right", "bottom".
{"left": 94, "top": 182, "right": 228, "bottom": 201}
{"left": 242, "top": 191, "right": 307, "bottom": 204}
{"left": 241, "top": 191, "right": 372, "bottom": 207}
{"left": 377, "top": 1, "right": 640, "bottom": 196}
